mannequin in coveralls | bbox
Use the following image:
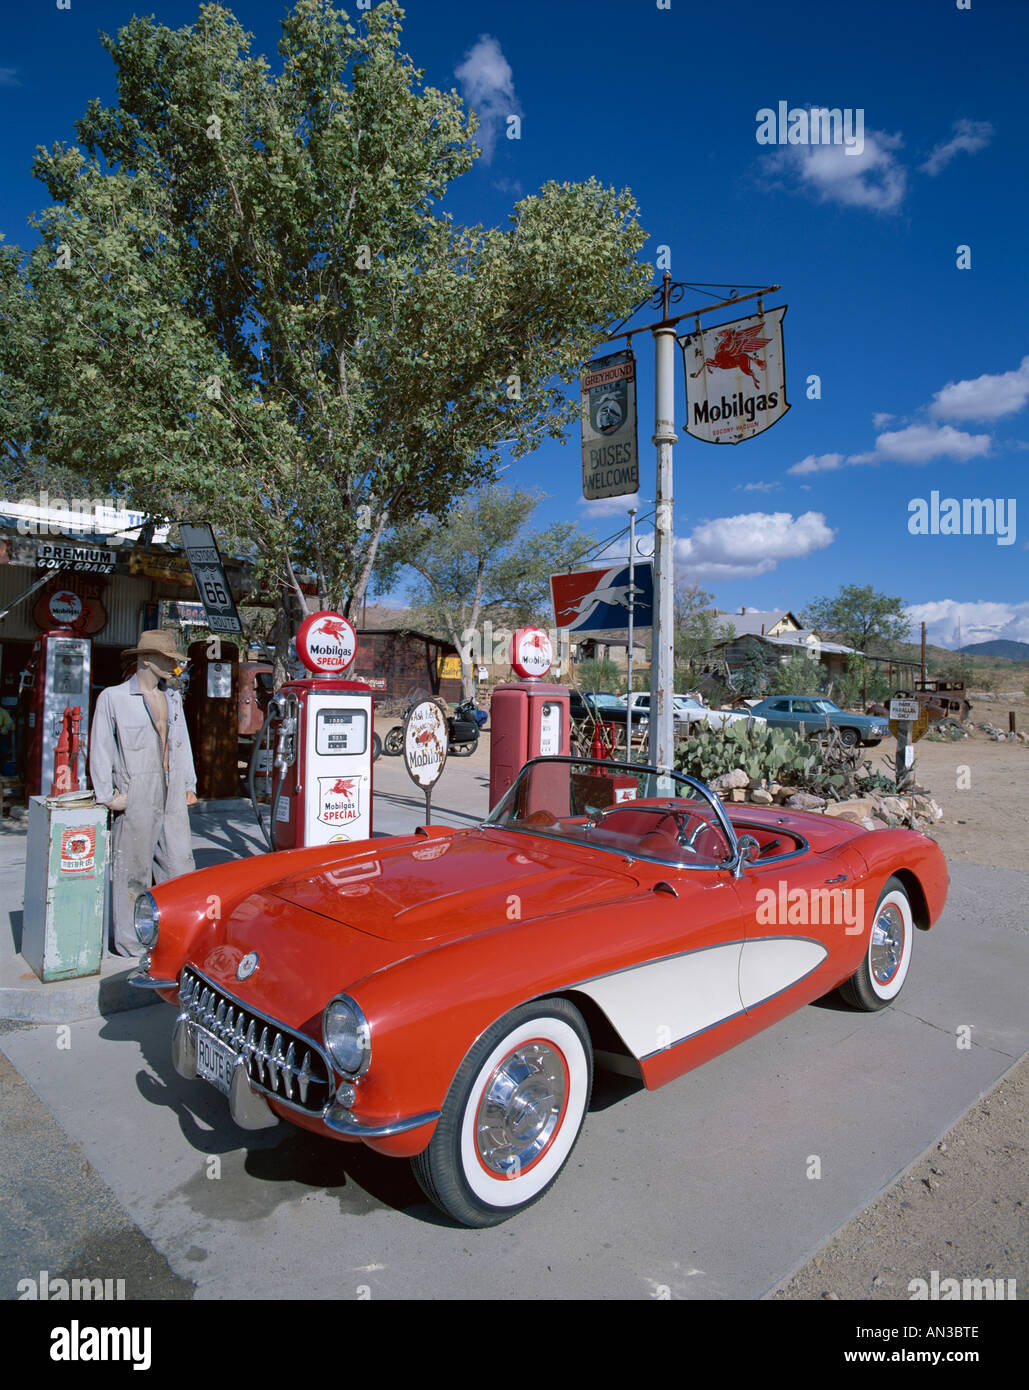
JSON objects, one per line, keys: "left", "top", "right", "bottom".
{"left": 89, "top": 630, "right": 198, "bottom": 957}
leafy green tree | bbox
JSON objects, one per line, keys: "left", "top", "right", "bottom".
{"left": 803, "top": 584, "right": 911, "bottom": 655}
{"left": 833, "top": 654, "right": 890, "bottom": 707}
{"left": 375, "top": 485, "right": 593, "bottom": 697}
{"left": 4, "top": 1, "right": 649, "bottom": 645}
{"left": 572, "top": 658, "right": 621, "bottom": 693}
{"left": 673, "top": 581, "right": 735, "bottom": 686}
{"left": 770, "top": 653, "right": 828, "bottom": 696}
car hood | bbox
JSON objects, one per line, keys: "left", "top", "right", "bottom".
{"left": 263, "top": 828, "right": 640, "bottom": 943}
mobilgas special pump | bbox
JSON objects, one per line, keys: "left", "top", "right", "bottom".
{"left": 488, "top": 626, "right": 570, "bottom": 810}
{"left": 249, "top": 613, "right": 374, "bottom": 850}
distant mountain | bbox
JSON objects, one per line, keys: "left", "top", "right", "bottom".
{"left": 958, "top": 640, "right": 1029, "bottom": 661}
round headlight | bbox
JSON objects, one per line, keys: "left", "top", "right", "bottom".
{"left": 322, "top": 995, "right": 371, "bottom": 1076}
{"left": 133, "top": 892, "right": 159, "bottom": 948}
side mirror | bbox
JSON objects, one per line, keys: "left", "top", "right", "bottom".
{"left": 733, "top": 834, "right": 761, "bottom": 878}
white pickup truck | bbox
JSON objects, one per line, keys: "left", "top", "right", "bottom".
{"left": 625, "top": 691, "right": 766, "bottom": 732}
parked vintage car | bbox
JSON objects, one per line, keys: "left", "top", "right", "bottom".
{"left": 569, "top": 690, "right": 647, "bottom": 726}
{"left": 748, "top": 696, "right": 889, "bottom": 747}
{"left": 131, "top": 755, "right": 947, "bottom": 1227}
{"left": 626, "top": 691, "right": 768, "bottom": 732}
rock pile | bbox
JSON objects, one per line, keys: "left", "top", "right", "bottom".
{"left": 711, "top": 772, "right": 944, "bottom": 833}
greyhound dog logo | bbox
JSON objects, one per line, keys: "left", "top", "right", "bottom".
{"left": 691, "top": 323, "right": 772, "bottom": 387}
{"left": 568, "top": 582, "right": 643, "bottom": 621}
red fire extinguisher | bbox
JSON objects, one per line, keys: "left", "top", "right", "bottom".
{"left": 50, "top": 705, "right": 82, "bottom": 795}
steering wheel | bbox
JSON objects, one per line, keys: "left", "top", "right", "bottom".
{"left": 672, "top": 813, "right": 704, "bottom": 853}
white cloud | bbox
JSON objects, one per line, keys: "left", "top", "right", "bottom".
{"left": 734, "top": 479, "right": 781, "bottom": 492}
{"left": 787, "top": 452, "right": 849, "bottom": 476}
{"left": 929, "top": 356, "right": 1029, "bottom": 422}
{"left": 904, "top": 599, "right": 1029, "bottom": 648}
{"left": 873, "top": 412, "right": 894, "bottom": 429}
{"left": 455, "top": 35, "right": 521, "bottom": 163}
{"left": 920, "top": 119, "right": 993, "bottom": 177}
{"left": 674, "top": 510, "right": 835, "bottom": 580}
{"left": 579, "top": 494, "right": 653, "bottom": 519}
{"left": 765, "top": 129, "right": 907, "bottom": 212}
{"left": 849, "top": 423, "right": 991, "bottom": 465}
{"left": 0, "top": 68, "right": 19, "bottom": 87}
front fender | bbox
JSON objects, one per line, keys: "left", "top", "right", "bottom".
{"left": 142, "top": 835, "right": 421, "bottom": 998}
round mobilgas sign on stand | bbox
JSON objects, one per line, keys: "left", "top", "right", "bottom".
{"left": 296, "top": 612, "right": 357, "bottom": 674}
{"left": 510, "top": 627, "right": 553, "bottom": 680}
{"left": 403, "top": 699, "right": 449, "bottom": 824}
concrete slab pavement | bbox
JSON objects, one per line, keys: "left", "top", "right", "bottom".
{"left": 0, "top": 855, "right": 1026, "bottom": 1299}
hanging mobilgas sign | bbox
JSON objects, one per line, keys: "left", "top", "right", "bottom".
{"left": 580, "top": 350, "right": 639, "bottom": 499}
{"left": 678, "top": 306, "right": 790, "bottom": 445}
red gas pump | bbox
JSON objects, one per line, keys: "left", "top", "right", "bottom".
{"left": 23, "top": 629, "right": 92, "bottom": 799}
{"left": 252, "top": 613, "right": 375, "bottom": 850}
{"left": 488, "top": 627, "right": 571, "bottom": 811}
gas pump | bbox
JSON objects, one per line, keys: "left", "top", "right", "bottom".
{"left": 249, "top": 612, "right": 375, "bottom": 850}
{"left": 183, "top": 639, "right": 240, "bottom": 800}
{"left": 488, "top": 626, "right": 570, "bottom": 811}
{"left": 22, "top": 628, "right": 92, "bottom": 798}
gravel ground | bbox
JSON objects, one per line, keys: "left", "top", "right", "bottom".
{"left": 771, "top": 697, "right": 1028, "bottom": 1300}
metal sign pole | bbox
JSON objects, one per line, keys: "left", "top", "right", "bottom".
{"left": 651, "top": 280, "right": 678, "bottom": 771}
{"left": 626, "top": 507, "right": 636, "bottom": 753}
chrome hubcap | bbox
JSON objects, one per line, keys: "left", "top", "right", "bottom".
{"left": 871, "top": 904, "right": 904, "bottom": 984}
{"left": 475, "top": 1041, "right": 566, "bottom": 1177}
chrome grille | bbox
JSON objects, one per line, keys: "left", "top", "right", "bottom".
{"left": 179, "top": 967, "right": 332, "bottom": 1113}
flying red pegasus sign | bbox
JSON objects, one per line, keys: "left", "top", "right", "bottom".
{"left": 296, "top": 611, "right": 357, "bottom": 673}
{"left": 678, "top": 306, "right": 790, "bottom": 445}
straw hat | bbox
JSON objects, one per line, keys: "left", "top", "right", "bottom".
{"left": 122, "top": 629, "right": 184, "bottom": 663}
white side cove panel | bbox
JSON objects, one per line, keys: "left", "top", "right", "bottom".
{"left": 738, "top": 937, "right": 828, "bottom": 1011}
{"left": 577, "top": 943, "right": 745, "bottom": 1060}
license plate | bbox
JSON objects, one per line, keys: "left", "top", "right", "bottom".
{"left": 195, "top": 1028, "right": 236, "bottom": 1096}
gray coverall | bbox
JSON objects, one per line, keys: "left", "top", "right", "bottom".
{"left": 89, "top": 673, "right": 197, "bottom": 957}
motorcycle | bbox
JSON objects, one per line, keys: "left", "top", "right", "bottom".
{"left": 382, "top": 698, "right": 486, "bottom": 758}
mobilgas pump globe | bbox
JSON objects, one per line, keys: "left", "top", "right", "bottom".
{"left": 254, "top": 612, "right": 375, "bottom": 850}
{"left": 488, "top": 626, "right": 571, "bottom": 810}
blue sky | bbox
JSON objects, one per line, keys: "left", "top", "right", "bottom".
{"left": 1, "top": 0, "right": 1026, "bottom": 649}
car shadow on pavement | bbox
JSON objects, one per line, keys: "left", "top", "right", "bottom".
{"left": 97, "top": 1002, "right": 450, "bottom": 1226}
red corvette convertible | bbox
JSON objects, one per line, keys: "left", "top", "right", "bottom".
{"left": 131, "top": 756, "right": 948, "bottom": 1227}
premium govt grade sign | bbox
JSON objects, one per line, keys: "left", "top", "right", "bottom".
{"left": 580, "top": 350, "right": 639, "bottom": 499}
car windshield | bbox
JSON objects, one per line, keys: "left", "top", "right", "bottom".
{"left": 812, "top": 699, "right": 840, "bottom": 713}
{"left": 674, "top": 696, "right": 703, "bottom": 709}
{"left": 485, "top": 756, "right": 738, "bottom": 870}
{"left": 588, "top": 694, "right": 626, "bottom": 710}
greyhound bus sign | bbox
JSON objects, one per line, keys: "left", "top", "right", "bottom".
{"left": 580, "top": 350, "right": 639, "bottom": 499}
{"left": 550, "top": 562, "right": 654, "bottom": 635}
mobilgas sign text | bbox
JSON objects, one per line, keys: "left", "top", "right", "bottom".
{"left": 679, "top": 307, "right": 790, "bottom": 446}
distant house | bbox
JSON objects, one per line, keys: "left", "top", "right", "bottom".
{"left": 702, "top": 628, "right": 862, "bottom": 692}
{"left": 713, "top": 608, "right": 804, "bottom": 638}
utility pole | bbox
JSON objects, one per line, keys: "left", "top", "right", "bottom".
{"left": 626, "top": 506, "right": 637, "bottom": 754}
{"left": 651, "top": 279, "right": 678, "bottom": 770}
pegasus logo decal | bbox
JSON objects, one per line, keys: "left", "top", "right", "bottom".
{"left": 691, "top": 324, "right": 772, "bottom": 387}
